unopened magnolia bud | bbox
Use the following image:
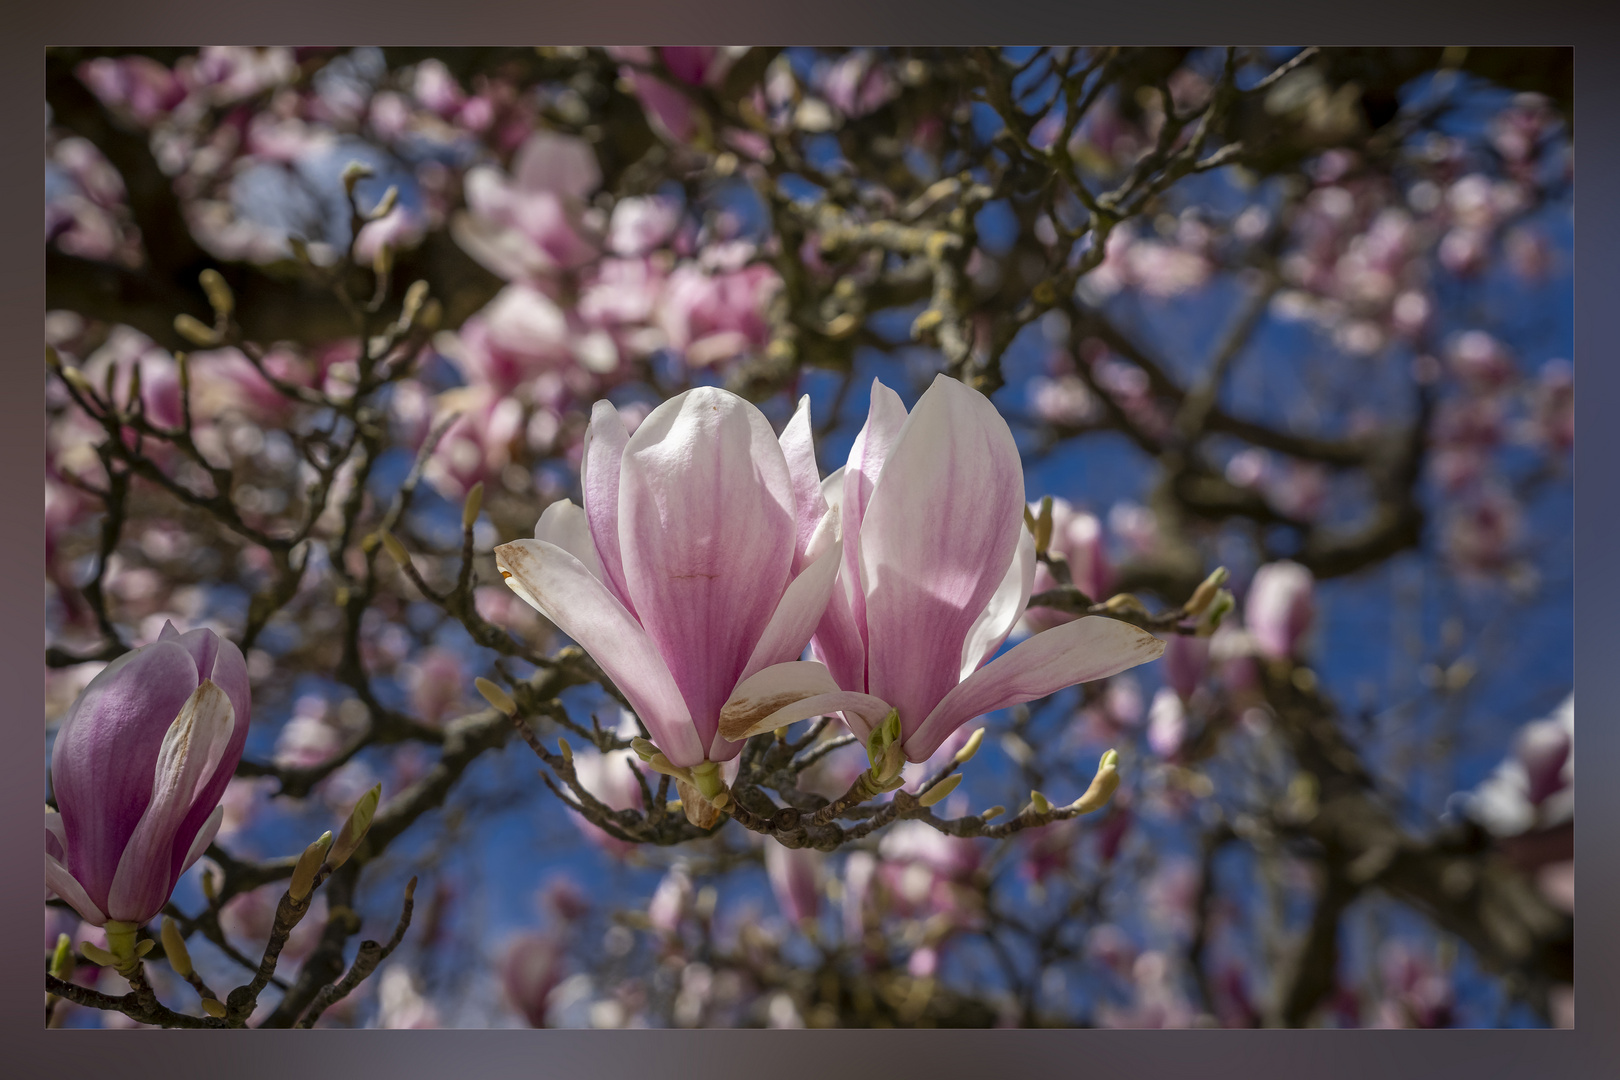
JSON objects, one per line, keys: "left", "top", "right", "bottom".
{"left": 462, "top": 482, "right": 484, "bottom": 530}
{"left": 380, "top": 531, "right": 411, "bottom": 567}
{"left": 557, "top": 736, "right": 573, "bottom": 764}
{"left": 59, "top": 364, "right": 95, "bottom": 398}
{"left": 918, "top": 772, "right": 962, "bottom": 807}
{"left": 1185, "top": 566, "right": 1230, "bottom": 617}
{"left": 953, "top": 728, "right": 985, "bottom": 765}
{"left": 475, "top": 676, "right": 516, "bottom": 716}
{"left": 199, "top": 268, "right": 233, "bottom": 319}
{"left": 134, "top": 939, "right": 155, "bottom": 958}
{"left": 1034, "top": 495, "right": 1054, "bottom": 556}
{"left": 372, "top": 242, "right": 394, "bottom": 281}
{"left": 341, "top": 160, "right": 375, "bottom": 195}
{"left": 418, "top": 298, "right": 443, "bottom": 332}
{"left": 174, "top": 313, "right": 220, "bottom": 347}
{"left": 1023, "top": 505, "right": 1038, "bottom": 534}
{"left": 1070, "top": 749, "right": 1123, "bottom": 815}
{"left": 866, "top": 708, "right": 904, "bottom": 780}
{"left": 401, "top": 280, "right": 430, "bottom": 326}
{"left": 980, "top": 805, "right": 1006, "bottom": 820}
{"left": 290, "top": 831, "right": 333, "bottom": 902}
{"left": 329, "top": 784, "right": 382, "bottom": 869}
{"left": 1029, "top": 790, "right": 1052, "bottom": 815}
{"left": 202, "top": 998, "right": 228, "bottom": 1018}
{"left": 1197, "top": 589, "right": 1235, "bottom": 637}
{"left": 369, "top": 185, "right": 399, "bottom": 220}
{"left": 1104, "top": 593, "right": 1148, "bottom": 616}
{"left": 50, "top": 934, "right": 73, "bottom": 981}
{"left": 160, "top": 917, "right": 193, "bottom": 978}
{"left": 201, "top": 866, "right": 219, "bottom": 904}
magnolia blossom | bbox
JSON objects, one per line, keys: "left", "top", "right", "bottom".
{"left": 763, "top": 841, "right": 823, "bottom": 926}
{"left": 48, "top": 623, "right": 251, "bottom": 928}
{"left": 1245, "top": 561, "right": 1315, "bottom": 661}
{"left": 1162, "top": 633, "right": 1210, "bottom": 701}
{"left": 1146, "top": 688, "right": 1188, "bottom": 760}
{"left": 721, "top": 375, "right": 1163, "bottom": 762}
{"left": 1021, "top": 498, "right": 1111, "bottom": 634}
{"left": 567, "top": 712, "right": 647, "bottom": 856}
{"left": 452, "top": 130, "right": 601, "bottom": 281}
{"left": 501, "top": 933, "right": 566, "bottom": 1028}
{"left": 495, "top": 388, "right": 842, "bottom": 768}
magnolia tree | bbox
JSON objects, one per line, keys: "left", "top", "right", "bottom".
{"left": 44, "top": 46, "right": 1573, "bottom": 1029}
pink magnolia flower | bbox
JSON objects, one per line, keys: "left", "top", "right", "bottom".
{"left": 1245, "top": 560, "right": 1315, "bottom": 661}
{"left": 648, "top": 862, "right": 694, "bottom": 934}
{"left": 1162, "top": 633, "right": 1209, "bottom": 701}
{"left": 658, "top": 259, "right": 780, "bottom": 368}
{"left": 1146, "top": 687, "right": 1188, "bottom": 760}
{"left": 1021, "top": 498, "right": 1112, "bottom": 634}
{"left": 447, "top": 283, "right": 588, "bottom": 393}
{"left": 501, "top": 933, "right": 566, "bottom": 1027}
{"left": 48, "top": 623, "right": 251, "bottom": 928}
{"left": 453, "top": 131, "right": 602, "bottom": 281}
{"left": 402, "top": 646, "right": 466, "bottom": 727}
{"left": 722, "top": 375, "right": 1163, "bottom": 763}
{"left": 495, "top": 389, "right": 842, "bottom": 768}
{"left": 608, "top": 195, "right": 683, "bottom": 257}
{"left": 764, "top": 841, "right": 823, "bottom": 926}
{"left": 610, "top": 47, "right": 742, "bottom": 144}
{"left": 568, "top": 713, "right": 647, "bottom": 857}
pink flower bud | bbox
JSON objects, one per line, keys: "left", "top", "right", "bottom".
{"left": 501, "top": 933, "right": 565, "bottom": 1027}
{"left": 1162, "top": 633, "right": 1210, "bottom": 702}
{"left": 1244, "top": 561, "right": 1315, "bottom": 661}
{"left": 764, "top": 842, "right": 823, "bottom": 926}
{"left": 48, "top": 623, "right": 251, "bottom": 926}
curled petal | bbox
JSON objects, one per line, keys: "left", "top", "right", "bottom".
{"left": 582, "top": 401, "right": 635, "bottom": 612}
{"left": 906, "top": 616, "right": 1165, "bottom": 762}
{"left": 779, "top": 395, "right": 828, "bottom": 571}
{"left": 721, "top": 663, "right": 892, "bottom": 742}
{"left": 179, "top": 804, "right": 225, "bottom": 877}
{"left": 739, "top": 530, "right": 842, "bottom": 685}
{"left": 841, "top": 381, "right": 909, "bottom": 644}
{"left": 720, "top": 661, "right": 842, "bottom": 741}
{"left": 959, "top": 521, "right": 1037, "bottom": 680}
{"left": 534, "top": 499, "right": 604, "bottom": 583}
{"left": 47, "top": 855, "right": 105, "bottom": 926}
{"left": 496, "top": 538, "right": 704, "bottom": 767}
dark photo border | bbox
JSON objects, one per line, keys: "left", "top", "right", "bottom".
{"left": 5, "top": 6, "right": 1612, "bottom": 1077}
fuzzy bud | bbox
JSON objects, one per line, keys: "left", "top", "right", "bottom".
{"left": 174, "top": 313, "right": 221, "bottom": 347}
{"left": 462, "top": 481, "right": 484, "bottom": 531}
{"left": 475, "top": 676, "right": 516, "bottom": 716}
{"left": 918, "top": 772, "right": 963, "bottom": 807}
{"left": 199, "top": 268, "right": 234, "bottom": 319}
{"left": 289, "top": 831, "right": 333, "bottom": 902}
{"left": 160, "top": 917, "right": 192, "bottom": 978}
{"left": 953, "top": 727, "right": 986, "bottom": 765}
{"left": 329, "top": 784, "right": 382, "bottom": 869}
{"left": 1033, "top": 495, "right": 1055, "bottom": 556}
{"left": 1185, "top": 566, "right": 1230, "bottom": 617}
{"left": 380, "top": 531, "right": 411, "bottom": 567}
